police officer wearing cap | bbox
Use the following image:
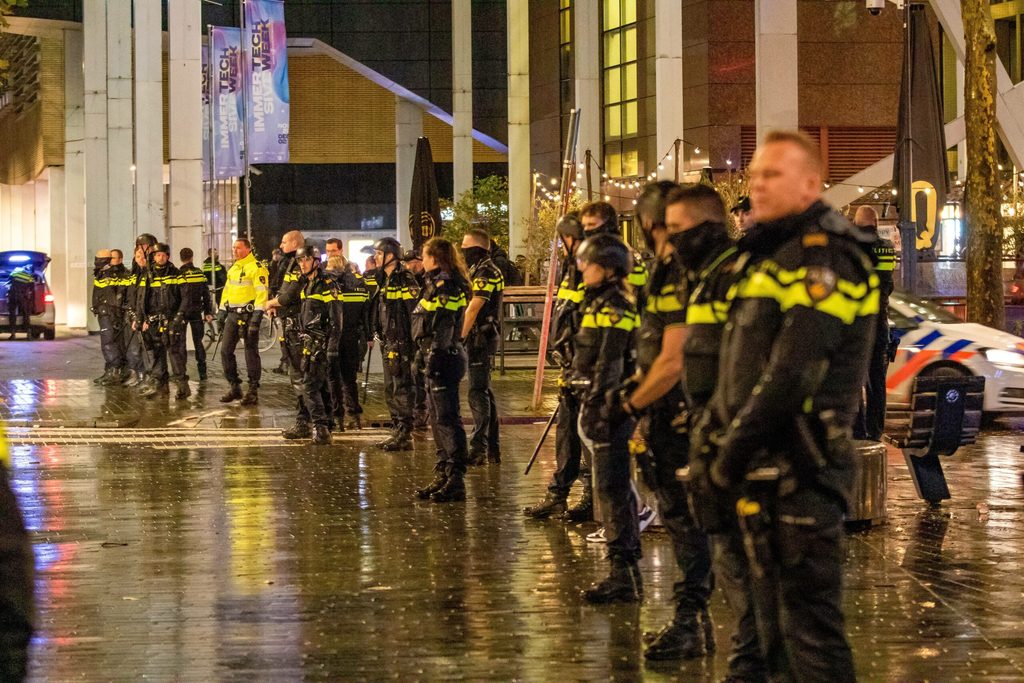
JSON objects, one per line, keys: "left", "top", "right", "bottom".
{"left": 581, "top": 200, "right": 649, "bottom": 305}
{"left": 280, "top": 245, "right": 342, "bottom": 445}
{"left": 608, "top": 181, "right": 727, "bottom": 658}
{"left": 572, "top": 233, "right": 641, "bottom": 604}
{"left": 413, "top": 237, "right": 472, "bottom": 502}
{"left": 523, "top": 213, "right": 591, "bottom": 520}
{"left": 460, "top": 228, "right": 505, "bottom": 465}
{"left": 697, "top": 130, "right": 877, "bottom": 680}
{"left": 853, "top": 206, "right": 895, "bottom": 441}
{"left": 372, "top": 237, "right": 421, "bottom": 451}
{"left": 92, "top": 249, "right": 129, "bottom": 384}
{"left": 730, "top": 195, "right": 754, "bottom": 233}
{"left": 218, "top": 238, "right": 270, "bottom": 405}
{"left": 135, "top": 242, "right": 189, "bottom": 399}
{"left": 177, "top": 248, "right": 215, "bottom": 381}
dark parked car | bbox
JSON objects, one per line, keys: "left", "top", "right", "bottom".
{"left": 0, "top": 251, "right": 55, "bottom": 340}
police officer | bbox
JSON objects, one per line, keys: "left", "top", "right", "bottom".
{"left": 854, "top": 206, "right": 895, "bottom": 441}
{"left": 326, "top": 251, "right": 370, "bottom": 430}
{"left": 136, "top": 243, "right": 189, "bottom": 400}
{"left": 523, "top": 214, "right": 590, "bottom": 520}
{"left": 730, "top": 195, "right": 755, "bottom": 234}
{"left": 280, "top": 245, "right": 342, "bottom": 445}
{"left": 177, "top": 248, "right": 215, "bottom": 381}
{"left": 373, "top": 237, "right": 420, "bottom": 451}
{"left": 581, "top": 200, "right": 649, "bottom": 300}
{"left": 700, "top": 130, "right": 877, "bottom": 681}
{"left": 609, "top": 182, "right": 727, "bottom": 659}
{"left": 203, "top": 248, "right": 228, "bottom": 304}
{"left": 5, "top": 264, "right": 36, "bottom": 340}
{"left": 218, "top": 238, "right": 270, "bottom": 405}
{"left": 460, "top": 228, "right": 505, "bottom": 465}
{"left": 0, "top": 424, "right": 33, "bottom": 681}
{"left": 92, "top": 249, "right": 129, "bottom": 384}
{"left": 265, "top": 230, "right": 305, "bottom": 379}
{"left": 121, "top": 245, "right": 149, "bottom": 386}
{"left": 413, "top": 238, "right": 472, "bottom": 502}
{"left": 403, "top": 249, "right": 430, "bottom": 429}
{"left": 572, "top": 234, "right": 641, "bottom": 603}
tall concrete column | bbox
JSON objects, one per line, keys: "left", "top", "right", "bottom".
{"left": 168, "top": 0, "right": 204, "bottom": 253}
{"left": 106, "top": 0, "right": 135, "bottom": 244}
{"left": 66, "top": 27, "right": 89, "bottom": 329}
{"left": 134, "top": 0, "right": 165, "bottom": 242}
{"left": 395, "top": 97, "right": 423, "bottom": 249}
{"left": 956, "top": 59, "right": 967, "bottom": 179}
{"left": 48, "top": 167, "right": 68, "bottom": 325}
{"left": 574, "top": 0, "right": 601, "bottom": 171}
{"left": 507, "top": 0, "right": 530, "bottom": 257}
{"left": 33, "top": 178, "right": 49, "bottom": 253}
{"left": 0, "top": 185, "right": 11, "bottom": 251}
{"left": 452, "top": 0, "right": 473, "bottom": 199}
{"left": 754, "top": 0, "right": 798, "bottom": 143}
{"left": 655, "top": 0, "right": 683, "bottom": 178}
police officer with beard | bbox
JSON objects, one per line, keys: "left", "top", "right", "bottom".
{"left": 696, "top": 130, "right": 877, "bottom": 681}
{"left": 92, "top": 249, "right": 129, "bottom": 385}
{"left": 573, "top": 234, "right": 641, "bottom": 604}
{"left": 413, "top": 238, "right": 472, "bottom": 502}
{"left": 460, "top": 228, "right": 505, "bottom": 465}
{"left": 608, "top": 182, "right": 727, "bottom": 659}
{"left": 373, "top": 237, "right": 420, "bottom": 451}
{"left": 523, "top": 214, "right": 590, "bottom": 520}
{"left": 279, "top": 245, "right": 342, "bottom": 446}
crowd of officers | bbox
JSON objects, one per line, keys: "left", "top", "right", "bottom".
{"left": 522, "top": 130, "right": 887, "bottom": 682}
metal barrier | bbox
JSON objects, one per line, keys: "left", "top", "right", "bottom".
{"left": 884, "top": 375, "right": 984, "bottom": 504}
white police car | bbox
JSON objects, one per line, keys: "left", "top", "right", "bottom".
{"left": 887, "top": 291, "right": 1024, "bottom": 413}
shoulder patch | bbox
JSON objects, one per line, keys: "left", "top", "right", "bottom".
{"left": 804, "top": 266, "right": 837, "bottom": 302}
{"left": 802, "top": 233, "right": 828, "bottom": 248}
{"left": 408, "top": 286, "right": 420, "bottom": 298}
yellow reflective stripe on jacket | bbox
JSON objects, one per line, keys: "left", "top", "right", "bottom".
{"left": 419, "top": 293, "right": 468, "bottom": 312}
{"left": 300, "top": 291, "right": 337, "bottom": 303}
{"left": 627, "top": 263, "right": 648, "bottom": 288}
{"left": 645, "top": 284, "right": 683, "bottom": 313}
{"left": 384, "top": 287, "right": 417, "bottom": 300}
{"left": 580, "top": 307, "right": 638, "bottom": 331}
{"left": 874, "top": 247, "right": 896, "bottom": 272}
{"left": 180, "top": 273, "right": 207, "bottom": 284}
{"left": 221, "top": 253, "right": 269, "bottom": 309}
{"left": 0, "top": 424, "right": 8, "bottom": 469}
{"left": 736, "top": 264, "right": 879, "bottom": 324}
{"left": 556, "top": 276, "right": 585, "bottom": 304}
{"left": 472, "top": 277, "right": 504, "bottom": 294}
{"left": 686, "top": 301, "right": 730, "bottom": 324}
{"left": 284, "top": 272, "right": 300, "bottom": 282}
{"left": 93, "top": 278, "right": 114, "bottom": 288}
{"left": 339, "top": 291, "right": 369, "bottom": 302}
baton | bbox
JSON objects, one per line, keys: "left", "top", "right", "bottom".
{"left": 524, "top": 404, "right": 560, "bottom": 476}
{"left": 361, "top": 341, "right": 374, "bottom": 404}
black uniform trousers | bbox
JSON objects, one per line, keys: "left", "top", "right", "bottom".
{"left": 143, "top": 317, "right": 187, "bottom": 384}
{"left": 467, "top": 334, "right": 499, "bottom": 458}
{"left": 584, "top": 412, "right": 640, "bottom": 563}
{"left": 382, "top": 343, "right": 415, "bottom": 431}
{"left": 747, "top": 486, "right": 855, "bottom": 683}
{"left": 428, "top": 347, "right": 469, "bottom": 475}
{"left": 0, "top": 466, "right": 33, "bottom": 682}
{"left": 97, "top": 310, "right": 126, "bottom": 371}
{"left": 221, "top": 310, "right": 262, "bottom": 387}
{"left": 856, "top": 317, "right": 890, "bottom": 441}
{"left": 641, "top": 405, "right": 712, "bottom": 614}
{"left": 7, "top": 284, "right": 32, "bottom": 335}
{"left": 712, "top": 529, "right": 766, "bottom": 681}
{"left": 331, "top": 335, "right": 363, "bottom": 420}
{"left": 547, "top": 387, "right": 590, "bottom": 498}
{"left": 413, "top": 363, "right": 428, "bottom": 421}
{"left": 124, "top": 318, "right": 148, "bottom": 374}
{"left": 183, "top": 314, "right": 207, "bottom": 374}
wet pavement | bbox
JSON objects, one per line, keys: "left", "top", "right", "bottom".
{"left": 2, "top": 333, "right": 1024, "bottom": 681}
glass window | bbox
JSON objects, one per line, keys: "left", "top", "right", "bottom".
{"left": 624, "top": 101, "right": 638, "bottom": 136}
{"left": 622, "top": 0, "right": 637, "bottom": 25}
{"left": 605, "top": 150, "right": 622, "bottom": 178}
{"left": 623, "top": 148, "right": 639, "bottom": 176}
{"left": 601, "top": 0, "right": 639, "bottom": 178}
{"left": 603, "top": 0, "right": 620, "bottom": 30}
{"left": 624, "top": 27, "right": 637, "bottom": 62}
{"left": 624, "top": 63, "right": 637, "bottom": 100}
{"left": 605, "top": 67, "right": 621, "bottom": 104}
{"left": 604, "top": 32, "right": 621, "bottom": 66}
{"left": 606, "top": 105, "right": 622, "bottom": 138}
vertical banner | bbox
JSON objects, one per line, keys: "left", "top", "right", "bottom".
{"left": 409, "top": 137, "right": 441, "bottom": 252}
{"left": 245, "top": 0, "right": 290, "bottom": 164}
{"left": 211, "top": 27, "right": 245, "bottom": 179}
{"left": 202, "top": 47, "right": 211, "bottom": 182}
{"left": 892, "top": 4, "right": 949, "bottom": 255}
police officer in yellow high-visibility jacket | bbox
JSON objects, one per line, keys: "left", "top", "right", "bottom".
{"left": 0, "top": 424, "right": 34, "bottom": 681}
{"left": 218, "top": 238, "right": 269, "bottom": 405}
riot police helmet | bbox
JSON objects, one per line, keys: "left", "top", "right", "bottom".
{"left": 576, "top": 233, "right": 631, "bottom": 278}
{"left": 373, "top": 237, "right": 404, "bottom": 259}
{"left": 556, "top": 213, "right": 585, "bottom": 241}
{"left": 136, "top": 233, "right": 158, "bottom": 248}
{"left": 636, "top": 181, "right": 679, "bottom": 232}
{"left": 154, "top": 242, "right": 170, "bottom": 255}
{"left": 295, "top": 245, "right": 321, "bottom": 262}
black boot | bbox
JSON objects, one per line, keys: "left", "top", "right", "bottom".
{"left": 644, "top": 614, "right": 705, "bottom": 660}
{"left": 345, "top": 415, "right": 362, "bottom": 430}
{"left": 523, "top": 493, "right": 567, "bottom": 519}
{"left": 93, "top": 369, "right": 112, "bottom": 384}
{"left": 140, "top": 380, "right": 169, "bottom": 399}
{"left": 174, "top": 380, "right": 192, "bottom": 401}
{"left": 582, "top": 559, "right": 642, "bottom": 604}
{"left": 382, "top": 428, "right": 412, "bottom": 451}
{"left": 124, "top": 370, "right": 143, "bottom": 387}
{"left": 563, "top": 489, "right": 594, "bottom": 523}
{"left": 282, "top": 421, "right": 311, "bottom": 440}
{"left": 102, "top": 369, "right": 127, "bottom": 386}
{"left": 467, "top": 451, "right": 487, "bottom": 467}
{"left": 220, "top": 383, "right": 243, "bottom": 403}
{"left": 431, "top": 470, "right": 466, "bottom": 502}
{"left": 416, "top": 468, "right": 448, "bottom": 499}
{"left": 240, "top": 385, "right": 259, "bottom": 406}
{"left": 312, "top": 424, "right": 332, "bottom": 445}
{"left": 197, "top": 363, "right": 208, "bottom": 381}
{"left": 376, "top": 430, "right": 398, "bottom": 447}
{"left": 487, "top": 450, "right": 501, "bottom": 464}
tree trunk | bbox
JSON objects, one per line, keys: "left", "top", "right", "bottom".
{"left": 962, "top": 0, "right": 1005, "bottom": 329}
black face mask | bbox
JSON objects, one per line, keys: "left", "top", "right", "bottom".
{"left": 462, "top": 246, "right": 489, "bottom": 268}
{"left": 669, "top": 222, "right": 729, "bottom": 270}
{"left": 95, "top": 257, "right": 111, "bottom": 269}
